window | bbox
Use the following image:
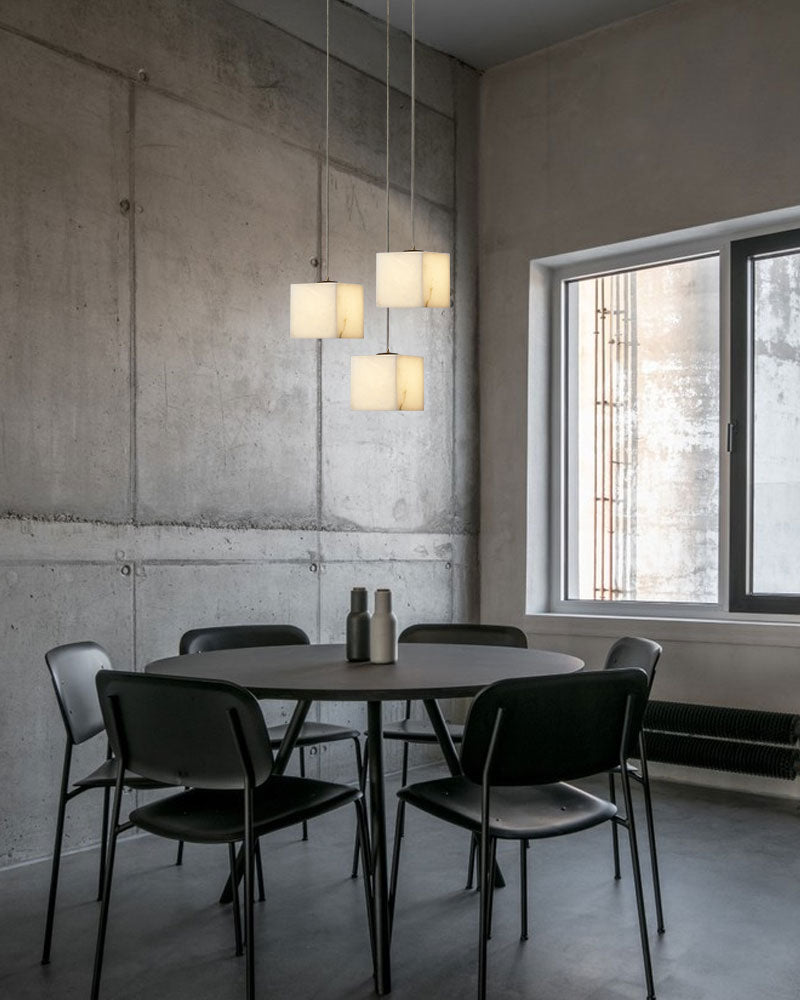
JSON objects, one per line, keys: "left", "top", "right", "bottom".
{"left": 730, "top": 228, "right": 800, "bottom": 613}
{"left": 539, "top": 219, "right": 800, "bottom": 618}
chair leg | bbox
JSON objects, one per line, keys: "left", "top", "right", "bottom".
{"left": 398, "top": 742, "right": 410, "bottom": 840}
{"left": 355, "top": 798, "right": 377, "bottom": 970}
{"left": 639, "top": 747, "right": 665, "bottom": 933}
{"left": 42, "top": 739, "right": 73, "bottom": 965}
{"left": 90, "top": 780, "right": 124, "bottom": 1000}
{"left": 609, "top": 771, "right": 621, "bottom": 879}
{"left": 620, "top": 769, "right": 656, "bottom": 1000}
{"left": 229, "top": 843, "right": 243, "bottom": 957}
{"left": 465, "top": 835, "right": 477, "bottom": 890}
{"left": 478, "top": 828, "right": 491, "bottom": 1000}
{"left": 243, "top": 792, "right": 256, "bottom": 1000}
{"left": 299, "top": 747, "right": 308, "bottom": 841}
{"left": 351, "top": 736, "right": 365, "bottom": 878}
{"left": 97, "top": 786, "right": 111, "bottom": 901}
{"left": 255, "top": 839, "right": 265, "bottom": 902}
{"left": 175, "top": 840, "right": 184, "bottom": 866}
{"left": 486, "top": 838, "right": 498, "bottom": 941}
{"left": 388, "top": 799, "right": 406, "bottom": 929}
{"left": 519, "top": 840, "right": 529, "bottom": 941}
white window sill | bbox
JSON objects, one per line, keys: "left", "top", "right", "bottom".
{"left": 523, "top": 611, "right": 800, "bottom": 648}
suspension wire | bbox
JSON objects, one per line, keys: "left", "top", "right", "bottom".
{"left": 410, "top": 0, "right": 415, "bottom": 250}
{"left": 324, "top": 0, "right": 330, "bottom": 280}
{"left": 385, "top": 0, "right": 391, "bottom": 353}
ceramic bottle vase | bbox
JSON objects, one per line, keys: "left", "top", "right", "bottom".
{"left": 346, "top": 587, "right": 371, "bottom": 662}
{"left": 370, "top": 588, "right": 398, "bottom": 664}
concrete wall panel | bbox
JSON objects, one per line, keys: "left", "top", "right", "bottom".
{"left": 452, "top": 62, "right": 480, "bottom": 534}
{"left": 0, "top": 0, "right": 477, "bottom": 866}
{"left": 135, "top": 560, "right": 319, "bottom": 730}
{"left": 230, "top": 0, "right": 456, "bottom": 118}
{"left": 0, "top": 32, "right": 130, "bottom": 518}
{"left": 322, "top": 171, "right": 454, "bottom": 532}
{"left": 0, "top": 564, "right": 133, "bottom": 865}
{"left": 0, "top": 0, "right": 453, "bottom": 208}
{"left": 135, "top": 91, "right": 319, "bottom": 526}
{"left": 319, "top": 556, "right": 452, "bottom": 778}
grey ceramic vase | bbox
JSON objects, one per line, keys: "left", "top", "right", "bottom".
{"left": 346, "top": 587, "right": 371, "bottom": 662}
{"left": 370, "top": 588, "right": 398, "bottom": 664}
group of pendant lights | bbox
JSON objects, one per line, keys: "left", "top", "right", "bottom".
{"left": 289, "top": 0, "right": 450, "bottom": 411}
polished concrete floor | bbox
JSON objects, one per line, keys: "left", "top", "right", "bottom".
{"left": 1, "top": 767, "right": 798, "bottom": 1000}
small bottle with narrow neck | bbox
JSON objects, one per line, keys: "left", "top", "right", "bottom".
{"left": 370, "top": 588, "right": 398, "bottom": 664}
{"left": 346, "top": 587, "right": 370, "bottom": 662}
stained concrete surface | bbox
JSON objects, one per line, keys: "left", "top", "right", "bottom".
{"left": 1, "top": 769, "right": 798, "bottom": 999}
{"left": 0, "top": 0, "right": 478, "bottom": 871}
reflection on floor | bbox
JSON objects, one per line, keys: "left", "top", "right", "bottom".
{"left": 1, "top": 768, "right": 798, "bottom": 999}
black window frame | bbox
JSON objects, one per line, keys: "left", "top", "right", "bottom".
{"left": 730, "top": 226, "right": 800, "bottom": 614}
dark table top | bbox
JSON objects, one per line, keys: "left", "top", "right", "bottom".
{"left": 145, "top": 643, "right": 584, "bottom": 701}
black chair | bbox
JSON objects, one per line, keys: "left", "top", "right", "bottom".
{"left": 91, "top": 671, "right": 374, "bottom": 1000}
{"left": 392, "top": 669, "right": 656, "bottom": 1000}
{"left": 604, "top": 636, "right": 664, "bottom": 933}
{"left": 382, "top": 623, "right": 527, "bottom": 889}
{"left": 513, "top": 637, "right": 664, "bottom": 941}
{"left": 384, "top": 624, "right": 528, "bottom": 784}
{"left": 179, "top": 624, "right": 366, "bottom": 872}
{"left": 41, "top": 642, "right": 181, "bottom": 965}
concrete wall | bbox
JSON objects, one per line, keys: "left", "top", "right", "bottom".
{"left": 0, "top": 0, "right": 479, "bottom": 866}
{"left": 479, "top": 0, "right": 800, "bottom": 797}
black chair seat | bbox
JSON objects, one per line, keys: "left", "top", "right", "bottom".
{"left": 73, "top": 758, "right": 170, "bottom": 791}
{"left": 268, "top": 719, "right": 360, "bottom": 747}
{"left": 382, "top": 718, "right": 464, "bottom": 744}
{"left": 398, "top": 776, "right": 616, "bottom": 840}
{"left": 131, "top": 774, "right": 361, "bottom": 844}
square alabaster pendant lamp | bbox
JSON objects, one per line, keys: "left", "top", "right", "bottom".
{"left": 289, "top": 0, "right": 363, "bottom": 342}
{"left": 351, "top": 352, "right": 424, "bottom": 411}
{"left": 290, "top": 280, "right": 363, "bottom": 340}
{"left": 376, "top": 250, "right": 450, "bottom": 309}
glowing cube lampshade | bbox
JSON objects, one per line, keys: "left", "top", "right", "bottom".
{"left": 376, "top": 251, "right": 450, "bottom": 308}
{"left": 350, "top": 354, "right": 424, "bottom": 411}
{"left": 290, "top": 281, "right": 364, "bottom": 339}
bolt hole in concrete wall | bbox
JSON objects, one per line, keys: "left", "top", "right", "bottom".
{"left": 0, "top": 0, "right": 479, "bottom": 866}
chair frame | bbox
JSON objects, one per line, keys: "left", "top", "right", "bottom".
{"left": 179, "top": 623, "right": 366, "bottom": 876}
{"left": 41, "top": 641, "right": 182, "bottom": 966}
{"left": 605, "top": 636, "right": 665, "bottom": 934}
{"left": 391, "top": 670, "right": 657, "bottom": 1000}
{"left": 383, "top": 623, "right": 527, "bottom": 895}
{"left": 90, "top": 671, "right": 375, "bottom": 1000}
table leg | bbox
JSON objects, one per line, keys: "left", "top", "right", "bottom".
{"left": 367, "top": 701, "right": 391, "bottom": 995}
{"left": 272, "top": 700, "right": 313, "bottom": 775}
{"left": 422, "top": 699, "right": 505, "bottom": 890}
{"left": 421, "top": 699, "right": 462, "bottom": 774}
{"left": 218, "top": 699, "right": 313, "bottom": 905}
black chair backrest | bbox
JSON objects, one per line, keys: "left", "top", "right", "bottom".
{"left": 460, "top": 669, "right": 649, "bottom": 787}
{"left": 96, "top": 672, "right": 273, "bottom": 790}
{"left": 399, "top": 623, "right": 527, "bottom": 648}
{"left": 604, "top": 637, "right": 662, "bottom": 691}
{"left": 45, "top": 641, "right": 112, "bottom": 746}
{"left": 179, "top": 624, "right": 310, "bottom": 656}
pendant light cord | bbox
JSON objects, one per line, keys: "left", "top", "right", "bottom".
{"left": 385, "top": 0, "right": 391, "bottom": 353}
{"left": 324, "top": 0, "right": 331, "bottom": 281}
{"left": 410, "top": 0, "right": 415, "bottom": 251}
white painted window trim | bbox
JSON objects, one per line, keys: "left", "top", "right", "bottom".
{"left": 527, "top": 205, "right": 800, "bottom": 630}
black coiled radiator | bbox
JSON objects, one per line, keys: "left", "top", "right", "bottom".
{"left": 643, "top": 700, "right": 800, "bottom": 779}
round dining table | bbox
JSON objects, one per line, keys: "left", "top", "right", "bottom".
{"left": 146, "top": 642, "right": 583, "bottom": 995}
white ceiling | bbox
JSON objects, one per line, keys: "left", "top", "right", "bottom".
{"left": 345, "top": 0, "right": 677, "bottom": 70}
